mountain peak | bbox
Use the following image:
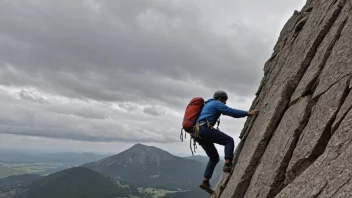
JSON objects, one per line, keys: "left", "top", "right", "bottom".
{"left": 127, "top": 143, "right": 162, "bottom": 153}
{"left": 132, "top": 143, "right": 144, "bottom": 147}
{"left": 122, "top": 143, "right": 177, "bottom": 163}
{"left": 83, "top": 145, "right": 210, "bottom": 191}
{"left": 86, "top": 144, "right": 178, "bottom": 167}
{"left": 130, "top": 143, "right": 154, "bottom": 149}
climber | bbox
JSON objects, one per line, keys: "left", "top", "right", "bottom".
{"left": 192, "top": 90, "right": 260, "bottom": 194}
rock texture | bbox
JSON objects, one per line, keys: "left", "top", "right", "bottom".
{"left": 244, "top": 96, "right": 313, "bottom": 198}
{"left": 211, "top": 0, "right": 352, "bottom": 197}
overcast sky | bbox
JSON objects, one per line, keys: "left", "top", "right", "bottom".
{"left": 0, "top": 0, "right": 306, "bottom": 157}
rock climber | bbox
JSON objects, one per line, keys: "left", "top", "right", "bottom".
{"left": 192, "top": 90, "right": 260, "bottom": 193}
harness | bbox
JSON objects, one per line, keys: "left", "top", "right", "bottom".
{"left": 189, "top": 118, "right": 220, "bottom": 155}
{"left": 179, "top": 118, "right": 221, "bottom": 155}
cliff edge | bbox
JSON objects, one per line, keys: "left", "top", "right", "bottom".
{"left": 212, "top": 0, "right": 352, "bottom": 197}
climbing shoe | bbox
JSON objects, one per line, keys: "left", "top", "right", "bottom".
{"left": 223, "top": 162, "right": 232, "bottom": 173}
{"left": 199, "top": 180, "right": 213, "bottom": 194}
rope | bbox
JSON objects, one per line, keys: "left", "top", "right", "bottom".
{"left": 190, "top": 137, "right": 194, "bottom": 155}
{"left": 181, "top": 128, "right": 196, "bottom": 156}
{"left": 193, "top": 138, "right": 197, "bottom": 153}
{"left": 180, "top": 128, "right": 183, "bottom": 142}
{"left": 184, "top": 122, "right": 209, "bottom": 155}
{"left": 180, "top": 128, "right": 187, "bottom": 142}
{"left": 190, "top": 137, "right": 197, "bottom": 156}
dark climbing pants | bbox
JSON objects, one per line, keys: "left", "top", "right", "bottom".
{"left": 194, "top": 125, "right": 234, "bottom": 179}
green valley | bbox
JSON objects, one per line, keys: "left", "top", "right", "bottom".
{"left": 0, "top": 167, "right": 24, "bottom": 179}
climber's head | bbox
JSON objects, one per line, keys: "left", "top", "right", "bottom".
{"left": 213, "top": 90, "right": 228, "bottom": 104}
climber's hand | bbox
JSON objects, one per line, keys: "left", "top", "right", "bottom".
{"left": 248, "top": 108, "right": 260, "bottom": 116}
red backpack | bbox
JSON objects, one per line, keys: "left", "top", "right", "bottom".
{"left": 180, "top": 97, "right": 204, "bottom": 141}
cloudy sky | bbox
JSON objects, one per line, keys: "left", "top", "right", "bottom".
{"left": 0, "top": 0, "right": 306, "bottom": 157}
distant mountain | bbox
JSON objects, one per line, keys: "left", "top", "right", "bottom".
{"left": 0, "top": 174, "right": 42, "bottom": 188}
{"left": 83, "top": 143, "right": 208, "bottom": 191}
{"left": 0, "top": 151, "right": 108, "bottom": 166}
{"left": 185, "top": 155, "right": 209, "bottom": 163}
{"left": 0, "top": 167, "right": 147, "bottom": 198}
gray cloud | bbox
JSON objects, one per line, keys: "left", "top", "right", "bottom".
{"left": 0, "top": 0, "right": 268, "bottom": 103}
{"left": 143, "top": 106, "right": 166, "bottom": 116}
{"left": 0, "top": 0, "right": 305, "bottom": 148}
{"left": 19, "top": 90, "right": 48, "bottom": 103}
{"left": 0, "top": 89, "right": 178, "bottom": 143}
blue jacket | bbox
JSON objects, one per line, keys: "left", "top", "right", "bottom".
{"left": 196, "top": 99, "right": 248, "bottom": 125}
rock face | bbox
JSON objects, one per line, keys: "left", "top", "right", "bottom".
{"left": 212, "top": 0, "right": 352, "bottom": 197}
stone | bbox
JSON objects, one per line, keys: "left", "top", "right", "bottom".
{"left": 213, "top": 0, "right": 352, "bottom": 197}
{"left": 243, "top": 96, "right": 312, "bottom": 198}
{"left": 276, "top": 106, "right": 352, "bottom": 198}
{"left": 270, "top": 0, "right": 347, "bottom": 96}
{"left": 212, "top": 126, "right": 255, "bottom": 198}
{"left": 210, "top": 172, "right": 231, "bottom": 198}
{"left": 290, "top": 3, "right": 351, "bottom": 105}
{"left": 313, "top": 3, "right": 352, "bottom": 98}
{"left": 272, "top": 11, "right": 300, "bottom": 53}
{"left": 286, "top": 75, "right": 349, "bottom": 183}
{"left": 219, "top": 1, "right": 348, "bottom": 197}
{"left": 219, "top": 81, "right": 293, "bottom": 198}
{"left": 332, "top": 87, "right": 352, "bottom": 133}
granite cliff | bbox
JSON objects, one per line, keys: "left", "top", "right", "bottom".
{"left": 212, "top": 0, "right": 352, "bottom": 197}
